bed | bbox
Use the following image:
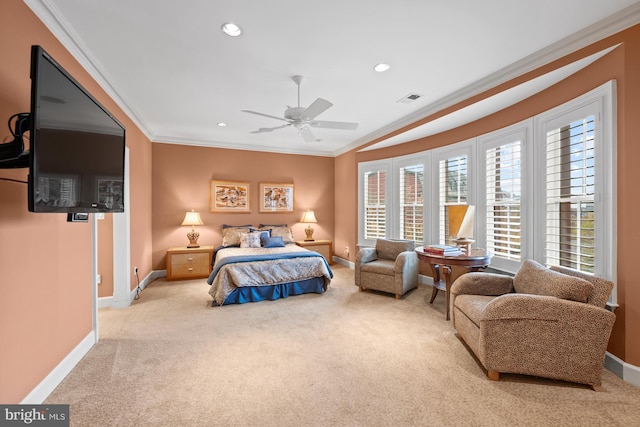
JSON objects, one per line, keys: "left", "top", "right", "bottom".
{"left": 206, "top": 225, "right": 333, "bottom": 306}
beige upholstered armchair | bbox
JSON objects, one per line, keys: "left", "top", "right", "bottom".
{"left": 451, "top": 259, "right": 615, "bottom": 390}
{"left": 355, "top": 238, "right": 419, "bottom": 299}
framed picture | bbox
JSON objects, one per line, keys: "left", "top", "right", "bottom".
{"left": 210, "top": 180, "right": 251, "bottom": 213}
{"left": 259, "top": 182, "right": 294, "bottom": 212}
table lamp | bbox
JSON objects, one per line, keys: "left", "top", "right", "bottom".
{"left": 300, "top": 210, "right": 317, "bottom": 241}
{"left": 181, "top": 210, "right": 204, "bottom": 248}
{"left": 448, "top": 205, "right": 475, "bottom": 253}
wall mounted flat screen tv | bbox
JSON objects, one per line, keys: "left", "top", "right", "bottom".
{"left": 29, "top": 45, "right": 126, "bottom": 213}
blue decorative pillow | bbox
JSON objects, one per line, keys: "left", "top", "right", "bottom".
{"left": 259, "top": 230, "right": 271, "bottom": 246}
{"left": 262, "top": 236, "right": 285, "bottom": 248}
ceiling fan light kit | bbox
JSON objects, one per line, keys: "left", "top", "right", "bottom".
{"left": 241, "top": 75, "right": 359, "bottom": 142}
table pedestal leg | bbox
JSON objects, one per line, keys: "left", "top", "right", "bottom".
{"left": 428, "top": 264, "right": 440, "bottom": 303}
{"left": 442, "top": 265, "right": 453, "bottom": 321}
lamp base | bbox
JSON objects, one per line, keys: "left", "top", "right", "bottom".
{"left": 304, "top": 226, "right": 315, "bottom": 241}
{"left": 187, "top": 230, "right": 200, "bottom": 248}
{"left": 452, "top": 238, "right": 474, "bottom": 254}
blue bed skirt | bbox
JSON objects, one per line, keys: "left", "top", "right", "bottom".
{"left": 214, "top": 276, "right": 326, "bottom": 306}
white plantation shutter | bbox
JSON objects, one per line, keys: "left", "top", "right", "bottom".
{"left": 545, "top": 116, "right": 595, "bottom": 273}
{"left": 486, "top": 141, "right": 522, "bottom": 261}
{"left": 363, "top": 170, "right": 386, "bottom": 240}
{"left": 439, "top": 155, "right": 468, "bottom": 244}
{"left": 399, "top": 164, "right": 424, "bottom": 242}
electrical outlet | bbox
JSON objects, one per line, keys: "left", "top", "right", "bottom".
{"left": 345, "top": 246, "right": 349, "bottom": 256}
{"left": 96, "top": 274, "right": 102, "bottom": 285}
{"left": 134, "top": 266, "right": 138, "bottom": 274}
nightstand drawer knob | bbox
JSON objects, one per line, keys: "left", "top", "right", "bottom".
{"left": 188, "top": 268, "right": 193, "bottom": 271}
{"left": 187, "top": 257, "right": 194, "bottom": 261}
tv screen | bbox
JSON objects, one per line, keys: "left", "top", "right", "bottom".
{"left": 28, "top": 45, "right": 126, "bottom": 213}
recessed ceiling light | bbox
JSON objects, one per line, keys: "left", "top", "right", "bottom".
{"left": 374, "top": 63, "right": 391, "bottom": 73}
{"left": 221, "top": 22, "right": 242, "bottom": 37}
{"left": 217, "top": 122, "right": 227, "bottom": 127}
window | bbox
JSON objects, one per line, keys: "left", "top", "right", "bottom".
{"left": 358, "top": 156, "right": 428, "bottom": 246}
{"left": 534, "top": 81, "right": 615, "bottom": 294}
{"left": 363, "top": 169, "right": 387, "bottom": 240}
{"left": 399, "top": 164, "right": 424, "bottom": 241}
{"left": 544, "top": 116, "right": 596, "bottom": 273}
{"left": 485, "top": 140, "right": 522, "bottom": 262}
{"left": 434, "top": 146, "right": 471, "bottom": 245}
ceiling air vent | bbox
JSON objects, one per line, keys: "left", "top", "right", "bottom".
{"left": 397, "top": 93, "right": 423, "bottom": 104}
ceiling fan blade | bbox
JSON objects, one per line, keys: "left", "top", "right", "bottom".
{"left": 250, "top": 124, "right": 291, "bottom": 134}
{"left": 241, "top": 109, "right": 289, "bottom": 122}
{"left": 299, "top": 126, "right": 319, "bottom": 143}
{"left": 309, "top": 120, "right": 359, "bottom": 130}
{"left": 301, "top": 98, "right": 333, "bottom": 120}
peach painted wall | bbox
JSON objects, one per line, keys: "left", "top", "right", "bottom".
{"left": 0, "top": 1, "right": 153, "bottom": 402}
{"left": 335, "top": 25, "right": 640, "bottom": 367}
{"left": 151, "top": 144, "right": 335, "bottom": 269}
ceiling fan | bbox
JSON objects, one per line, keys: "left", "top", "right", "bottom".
{"left": 241, "top": 75, "right": 359, "bottom": 142}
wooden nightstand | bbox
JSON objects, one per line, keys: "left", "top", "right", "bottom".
{"left": 166, "top": 245, "right": 214, "bottom": 280}
{"left": 295, "top": 240, "right": 333, "bottom": 265}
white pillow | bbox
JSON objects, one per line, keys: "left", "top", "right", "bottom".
{"left": 240, "top": 231, "right": 261, "bottom": 248}
{"left": 264, "top": 226, "right": 295, "bottom": 244}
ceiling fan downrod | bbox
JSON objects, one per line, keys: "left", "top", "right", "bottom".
{"left": 292, "top": 75, "right": 304, "bottom": 108}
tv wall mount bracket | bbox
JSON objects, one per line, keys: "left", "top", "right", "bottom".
{"left": 0, "top": 112, "right": 31, "bottom": 168}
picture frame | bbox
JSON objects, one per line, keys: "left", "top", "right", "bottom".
{"left": 210, "top": 180, "right": 251, "bottom": 213}
{"left": 259, "top": 182, "right": 294, "bottom": 212}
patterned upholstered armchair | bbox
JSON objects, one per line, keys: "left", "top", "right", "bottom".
{"left": 451, "top": 259, "right": 615, "bottom": 390}
{"left": 355, "top": 238, "right": 419, "bottom": 299}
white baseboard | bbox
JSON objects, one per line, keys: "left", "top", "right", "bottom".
{"left": 419, "top": 273, "right": 434, "bottom": 286}
{"left": 605, "top": 352, "right": 640, "bottom": 387}
{"left": 98, "top": 270, "right": 163, "bottom": 309}
{"left": 333, "top": 256, "right": 354, "bottom": 269}
{"left": 20, "top": 331, "right": 95, "bottom": 404}
{"left": 128, "top": 270, "right": 165, "bottom": 302}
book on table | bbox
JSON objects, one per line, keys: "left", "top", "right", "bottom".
{"left": 423, "top": 244, "right": 463, "bottom": 255}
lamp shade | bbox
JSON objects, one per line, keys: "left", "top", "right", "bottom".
{"left": 448, "top": 205, "right": 475, "bottom": 238}
{"left": 300, "top": 210, "right": 317, "bottom": 223}
{"left": 181, "top": 210, "right": 203, "bottom": 226}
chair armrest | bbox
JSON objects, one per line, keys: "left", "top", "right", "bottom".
{"left": 354, "top": 247, "right": 377, "bottom": 286}
{"left": 394, "top": 251, "right": 418, "bottom": 274}
{"left": 451, "top": 272, "right": 514, "bottom": 297}
{"left": 356, "top": 247, "right": 377, "bottom": 265}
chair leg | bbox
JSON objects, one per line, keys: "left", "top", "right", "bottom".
{"left": 487, "top": 370, "right": 500, "bottom": 381}
{"left": 395, "top": 294, "right": 401, "bottom": 300}
{"left": 358, "top": 286, "right": 364, "bottom": 292}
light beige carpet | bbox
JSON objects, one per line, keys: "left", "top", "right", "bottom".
{"left": 46, "top": 265, "right": 640, "bottom": 426}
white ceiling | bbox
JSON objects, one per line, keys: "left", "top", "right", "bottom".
{"left": 26, "top": 0, "right": 640, "bottom": 157}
